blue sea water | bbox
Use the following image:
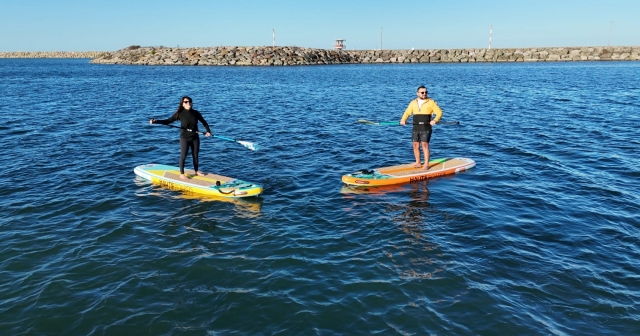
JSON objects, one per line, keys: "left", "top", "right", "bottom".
{"left": 1, "top": 58, "right": 639, "bottom": 335}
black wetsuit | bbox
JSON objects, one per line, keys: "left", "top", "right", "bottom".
{"left": 154, "top": 109, "right": 212, "bottom": 174}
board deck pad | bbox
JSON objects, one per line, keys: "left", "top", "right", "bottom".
{"left": 134, "top": 164, "right": 262, "bottom": 198}
{"left": 377, "top": 158, "right": 464, "bottom": 175}
{"left": 164, "top": 171, "right": 233, "bottom": 186}
{"left": 341, "top": 157, "right": 475, "bottom": 186}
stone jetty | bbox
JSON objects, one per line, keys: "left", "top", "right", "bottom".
{"left": 3, "top": 46, "right": 638, "bottom": 64}
{"left": 0, "top": 51, "right": 101, "bottom": 59}
{"left": 88, "top": 45, "right": 640, "bottom": 66}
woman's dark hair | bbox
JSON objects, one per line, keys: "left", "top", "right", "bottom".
{"left": 172, "top": 96, "right": 193, "bottom": 118}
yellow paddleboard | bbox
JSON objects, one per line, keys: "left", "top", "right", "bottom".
{"left": 134, "top": 164, "right": 262, "bottom": 198}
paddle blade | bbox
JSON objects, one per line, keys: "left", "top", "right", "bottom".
{"left": 358, "top": 119, "right": 378, "bottom": 124}
{"left": 358, "top": 119, "right": 401, "bottom": 126}
{"left": 213, "top": 135, "right": 235, "bottom": 142}
{"left": 238, "top": 141, "right": 259, "bottom": 151}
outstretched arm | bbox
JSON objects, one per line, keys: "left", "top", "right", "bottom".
{"left": 150, "top": 114, "right": 178, "bottom": 125}
{"left": 196, "top": 111, "right": 212, "bottom": 136}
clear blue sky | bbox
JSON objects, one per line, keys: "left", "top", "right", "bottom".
{"left": 1, "top": 0, "right": 638, "bottom": 51}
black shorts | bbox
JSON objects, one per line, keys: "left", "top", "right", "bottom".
{"left": 412, "top": 129, "right": 432, "bottom": 143}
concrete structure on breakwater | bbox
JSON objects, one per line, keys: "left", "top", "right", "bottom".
{"left": 0, "top": 51, "right": 101, "bottom": 59}
{"left": 89, "top": 45, "right": 640, "bottom": 66}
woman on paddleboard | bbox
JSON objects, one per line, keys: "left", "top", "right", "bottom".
{"left": 399, "top": 86, "right": 443, "bottom": 170}
{"left": 150, "top": 96, "right": 212, "bottom": 180}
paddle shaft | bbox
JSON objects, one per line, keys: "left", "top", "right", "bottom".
{"left": 159, "top": 123, "right": 208, "bottom": 135}
{"left": 156, "top": 123, "right": 238, "bottom": 142}
{"left": 403, "top": 121, "right": 458, "bottom": 125}
{"left": 359, "top": 119, "right": 460, "bottom": 125}
{"left": 152, "top": 122, "right": 259, "bottom": 150}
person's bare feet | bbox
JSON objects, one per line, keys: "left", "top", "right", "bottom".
{"left": 413, "top": 162, "right": 422, "bottom": 168}
{"left": 180, "top": 174, "right": 188, "bottom": 180}
{"left": 196, "top": 171, "right": 205, "bottom": 176}
{"left": 422, "top": 164, "right": 430, "bottom": 171}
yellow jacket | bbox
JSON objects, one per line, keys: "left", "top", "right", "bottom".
{"left": 400, "top": 99, "right": 443, "bottom": 124}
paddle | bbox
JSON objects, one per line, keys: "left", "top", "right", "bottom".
{"left": 154, "top": 123, "right": 259, "bottom": 151}
{"left": 358, "top": 119, "right": 460, "bottom": 125}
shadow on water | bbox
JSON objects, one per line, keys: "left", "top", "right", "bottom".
{"left": 387, "top": 182, "right": 447, "bottom": 280}
{"left": 132, "top": 176, "right": 263, "bottom": 215}
{"left": 339, "top": 183, "right": 412, "bottom": 196}
{"left": 343, "top": 180, "right": 461, "bottom": 281}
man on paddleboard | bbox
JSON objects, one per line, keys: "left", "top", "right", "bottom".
{"left": 399, "top": 86, "right": 443, "bottom": 170}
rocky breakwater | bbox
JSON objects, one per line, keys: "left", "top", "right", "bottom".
{"left": 0, "top": 51, "right": 101, "bottom": 58}
{"left": 90, "top": 45, "right": 640, "bottom": 66}
{"left": 90, "top": 46, "right": 360, "bottom": 66}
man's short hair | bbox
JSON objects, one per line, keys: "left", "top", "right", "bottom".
{"left": 417, "top": 85, "right": 428, "bottom": 92}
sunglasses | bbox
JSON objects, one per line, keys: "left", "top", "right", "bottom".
{"left": 183, "top": 101, "right": 191, "bottom": 104}
{"left": 418, "top": 91, "right": 428, "bottom": 94}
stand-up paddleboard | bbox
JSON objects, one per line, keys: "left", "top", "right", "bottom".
{"left": 342, "top": 158, "right": 475, "bottom": 186}
{"left": 134, "top": 164, "right": 262, "bottom": 198}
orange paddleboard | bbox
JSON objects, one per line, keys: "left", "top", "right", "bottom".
{"left": 341, "top": 158, "right": 475, "bottom": 186}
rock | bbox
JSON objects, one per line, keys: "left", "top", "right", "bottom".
{"left": 78, "top": 45, "right": 640, "bottom": 66}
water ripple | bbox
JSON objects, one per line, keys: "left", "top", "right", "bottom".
{"left": 0, "top": 59, "right": 639, "bottom": 334}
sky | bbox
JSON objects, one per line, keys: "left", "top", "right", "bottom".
{"left": 1, "top": 0, "right": 639, "bottom": 52}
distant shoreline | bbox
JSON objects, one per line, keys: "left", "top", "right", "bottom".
{"left": 2, "top": 46, "right": 638, "bottom": 64}
{"left": 0, "top": 51, "right": 102, "bottom": 59}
